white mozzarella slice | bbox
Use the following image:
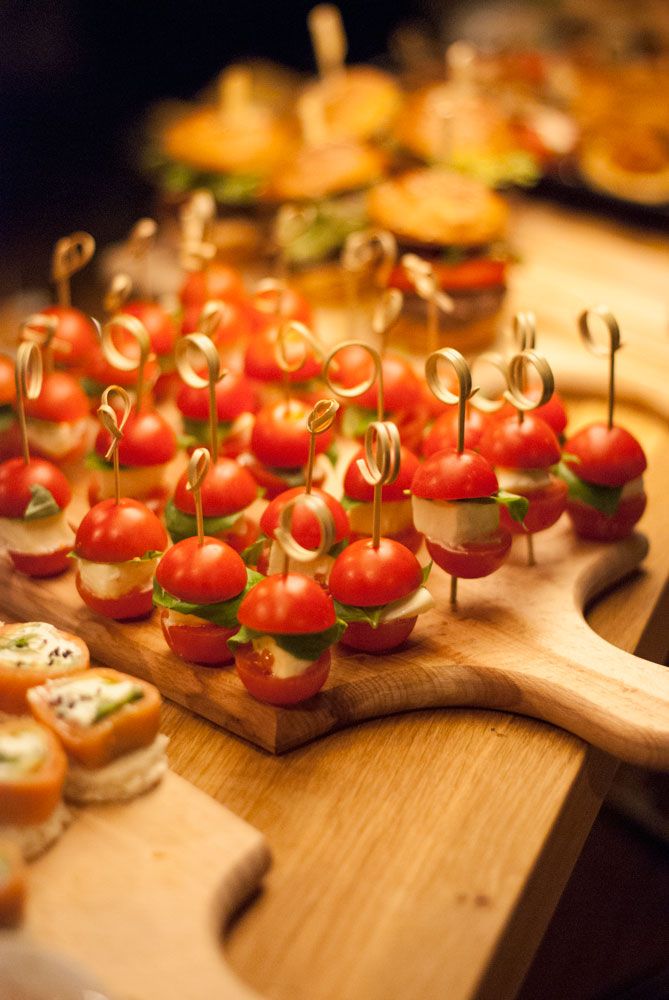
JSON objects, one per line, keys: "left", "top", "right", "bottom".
{"left": 266, "top": 542, "right": 335, "bottom": 582}
{"left": 0, "top": 512, "right": 74, "bottom": 555}
{"left": 163, "top": 609, "right": 210, "bottom": 628}
{"left": 621, "top": 476, "right": 644, "bottom": 499}
{"left": 378, "top": 586, "right": 435, "bottom": 623}
{"left": 251, "top": 636, "right": 311, "bottom": 679}
{"left": 412, "top": 497, "right": 499, "bottom": 548}
{"left": 76, "top": 556, "right": 159, "bottom": 600}
{"left": 347, "top": 499, "right": 413, "bottom": 536}
{"left": 27, "top": 418, "right": 89, "bottom": 459}
{"left": 495, "top": 467, "right": 551, "bottom": 492}
{"left": 93, "top": 464, "right": 167, "bottom": 501}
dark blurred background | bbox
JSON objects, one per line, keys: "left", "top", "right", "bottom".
{"left": 0, "top": 0, "right": 427, "bottom": 289}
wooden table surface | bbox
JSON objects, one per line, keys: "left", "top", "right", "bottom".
{"left": 158, "top": 198, "right": 669, "bottom": 1000}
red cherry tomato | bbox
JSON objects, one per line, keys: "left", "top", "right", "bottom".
{"left": 478, "top": 413, "right": 561, "bottom": 470}
{"left": 411, "top": 448, "right": 499, "bottom": 502}
{"left": 75, "top": 498, "right": 167, "bottom": 563}
{"left": 426, "top": 533, "right": 512, "bottom": 579}
{"left": 251, "top": 399, "right": 333, "bottom": 469}
{"left": 243, "top": 458, "right": 324, "bottom": 500}
{"left": 564, "top": 423, "right": 646, "bottom": 487}
{"left": 75, "top": 575, "right": 154, "bottom": 620}
{"left": 247, "top": 286, "right": 313, "bottom": 332}
{"left": 180, "top": 264, "right": 246, "bottom": 309}
{"left": 566, "top": 493, "right": 646, "bottom": 541}
{"left": 181, "top": 299, "right": 253, "bottom": 347}
{"left": 95, "top": 407, "right": 176, "bottom": 467}
{"left": 260, "top": 486, "right": 349, "bottom": 550}
{"left": 0, "top": 354, "right": 16, "bottom": 406}
{"left": 156, "top": 535, "right": 247, "bottom": 606}
{"left": 84, "top": 343, "right": 161, "bottom": 396}
{"left": 177, "top": 371, "right": 260, "bottom": 423}
{"left": 24, "top": 371, "right": 90, "bottom": 423}
{"left": 0, "top": 457, "right": 71, "bottom": 517}
{"left": 339, "top": 617, "right": 418, "bottom": 653}
{"left": 329, "top": 538, "right": 423, "bottom": 608}
{"left": 224, "top": 515, "right": 260, "bottom": 554}
{"left": 41, "top": 306, "right": 99, "bottom": 371}
{"left": 121, "top": 301, "right": 177, "bottom": 359}
{"left": 491, "top": 393, "right": 568, "bottom": 438}
{"left": 159, "top": 609, "right": 236, "bottom": 665}
{"left": 499, "top": 476, "right": 567, "bottom": 535}
{"left": 235, "top": 648, "right": 331, "bottom": 705}
{"left": 173, "top": 458, "right": 258, "bottom": 518}
{"left": 244, "top": 327, "right": 322, "bottom": 384}
{"left": 238, "top": 572, "right": 336, "bottom": 634}
{"left": 349, "top": 521, "right": 423, "bottom": 555}
{"left": 422, "top": 407, "right": 490, "bottom": 457}
{"left": 331, "top": 346, "right": 423, "bottom": 416}
{"left": 8, "top": 547, "right": 71, "bottom": 578}
{"left": 344, "top": 446, "right": 420, "bottom": 502}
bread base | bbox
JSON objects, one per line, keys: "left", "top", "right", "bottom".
{"left": 65, "top": 734, "right": 169, "bottom": 804}
{"left": 1, "top": 802, "right": 71, "bottom": 861}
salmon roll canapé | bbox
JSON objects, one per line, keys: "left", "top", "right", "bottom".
{"left": 27, "top": 668, "right": 168, "bottom": 804}
{"left": 0, "top": 622, "right": 89, "bottom": 716}
{"left": 0, "top": 718, "right": 69, "bottom": 860}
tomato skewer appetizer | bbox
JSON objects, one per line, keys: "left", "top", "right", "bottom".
{"left": 478, "top": 349, "right": 566, "bottom": 565}
{"left": 229, "top": 493, "right": 345, "bottom": 705}
{"left": 0, "top": 342, "right": 75, "bottom": 578}
{"left": 41, "top": 231, "right": 99, "bottom": 374}
{"left": 558, "top": 307, "right": 647, "bottom": 541}
{"left": 411, "top": 348, "right": 527, "bottom": 605}
{"left": 154, "top": 448, "right": 262, "bottom": 665}
{"left": 329, "top": 420, "right": 434, "bottom": 651}
{"left": 73, "top": 386, "right": 168, "bottom": 620}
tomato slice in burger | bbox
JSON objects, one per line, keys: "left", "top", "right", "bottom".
{"left": 235, "top": 648, "right": 331, "bottom": 706}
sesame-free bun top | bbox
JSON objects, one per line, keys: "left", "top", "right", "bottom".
{"left": 301, "top": 66, "right": 402, "bottom": 143}
{"left": 268, "top": 140, "right": 387, "bottom": 202}
{"left": 366, "top": 168, "right": 509, "bottom": 247}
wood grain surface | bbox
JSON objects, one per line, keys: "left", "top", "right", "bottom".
{"left": 22, "top": 770, "right": 270, "bottom": 1000}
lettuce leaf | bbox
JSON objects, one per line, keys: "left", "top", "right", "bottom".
{"left": 153, "top": 568, "right": 263, "bottom": 628}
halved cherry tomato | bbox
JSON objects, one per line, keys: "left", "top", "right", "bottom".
{"left": 239, "top": 572, "right": 336, "bottom": 634}
{"left": 260, "top": 486, "right": 349, "bottom": 550}
{"left": 499, "top": 476, "right": 567, "bottom": 535}
{"left": 566, "top": 493, "right": 646, "bottom": 542}
{"left": 329, "top": 538, "right": 423, "bottom": 608}
{"left": 339, "top": 617, "right": 417, "bottom": 653}
{"left": 75, "top": 575, "right": 154, "bottom": 620}
{"left": 41, "top": 306, "right": 99, "bottom": 371}
{"left": 246, "top": 286, "right": 312, "bottom": 332}
{"left": 251, "top": 399, "right": 333, "bottom": 470}
{"left": 0, "top": 458, "right": 71, "bottom": 518}
{"left": 94, "top": 407, "right": 176, "bottom": 468}
{"left": 235, "top": 648, "right": 331, "bottom": 705}
{"left": 422, "top": 407, "right": 490, "bottom": 456}
{"left": 75, "top": 497, "right": 167, "bottom": 563}
{"left": 177, "top": 372, "right": 260, "bottom": 424}
{"left": 159, "top": 610, "right": 236, "bottom": 665}
{"left": 173, "top": 458, "right": 258, "bottom": 518}
{"left": 0, "top": 354, "right": 16, "bottom": 407}
{"left": 426, "top": 532, "right": 512, "bottom": 578}
{"left": 244, "top": 327, "right": 322, "bottom": 384}
{"left": 564, "top": 423, "right": 646, "bottom": 487}
{"left": 9, "top": 546, "right": 71, "bottom": 578}
{"left": 156, "top": 536, "right": 247, "bottom": 606}
{"left": 121, "top": 301, "right": 177, "bottom": 359}
{"left": 180, "top": 263, "right": 246, "bottom": 309}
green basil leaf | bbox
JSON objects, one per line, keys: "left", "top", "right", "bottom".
{"left": 227, "top": 621, "right": 346, "bottom": 660}
{"left": 181, "top": 417, "right": 232, "bottom": 446}
{"left": 341, "top": 405, "right": 374, "bottom": 441}
{"left": 421, "top": 561, "right": 432, "bottom": 585}
{"left": 554, "top": 461, "right": 622, "bottom": 517}
{"left": 165, "top": 499, "right": 248, "bottom": 544}
{"left": 494, "top": 490, "right": 530, "bottom": 524}
{"left": 210, "top": 172, "right": 263, "bottom": 206}
{"left": 80, "top": 377, "right": 105, "bottom": 400}
{"left": 263, "top": 467, "right": 307, "bottom": 489}
{"left": 333, "top": 600, "right": 386, "bottom": 628}
{"left": 0, "top": 407, "right": 15, "bottom": 433}
{"left": 130, "top": 550, "right": 163, "bottom": 562}
{"left": 241, "top": 535, "right": 268, "bottom": 566}
{"left": 341, "top": 494, "right": 363, "bottom": 512}
{"left": 153, "top": 568, "right": 264, "bottom": 628}
{"left": 85, "top": 451, "right": 111, "bottom": 472}
{"left": 24, "top": 484, "right": 61, "bottom": 520}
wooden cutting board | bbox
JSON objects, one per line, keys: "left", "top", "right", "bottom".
{"left": 2, "top": 522, "right": 668, "bottom": 768}
{"left": 13, "top": 770, "right": 271, "bottom": 1000}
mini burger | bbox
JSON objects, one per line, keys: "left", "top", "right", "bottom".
{"left": 366, "top": 168, "right": 511, "bottom": 353}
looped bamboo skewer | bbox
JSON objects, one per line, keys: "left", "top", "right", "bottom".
{"left": 401, "top": 253, "right": 454, "bottom": 355}
{"left": 15, "top": 341, "right": 43, "bottom": 465}
{"left": 324, "top": 340, "right": 384, "bottom": 421}
{"left": 175, "top": 333, "right": 226, "bottom": 463}
{"left": 186, "top": 447, "right": 211, "bottom": 546}
{"left": 578, "top": 306, "right": 622, "bottom": 429}
{"left": 103, "top": 274, "right": 133, "bottom": 316}
{"left": 19, "top": 313, "right": 61, "bottom": 374}
{"left": 51, "top": 231, "right": 95, "bottom": 308}
{"left": 97, "top": 385, "right": 131, "bottom": 505}
{"left": 356, "top": 420, "right": 402, "bottom": 548}
{"left": 275, "top": 491, "right": 336, "bottom": 575}
{"left": 305, "top": 398, "right": 339, "bottom": 493}
{"left": 101, "top": 313, "right": 154, "bottom": 412}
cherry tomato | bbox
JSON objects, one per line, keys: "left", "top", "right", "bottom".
{"left": 426, "top": 533, "right": 512, "bottom": 579}
{"left": 94, "top": 407, "right": 176, "bottom": 467}
{"left": 339, "top": 617, "right": 417, "bottom": 653}
{"left": 75, "top": 498, "right": 167, "bottom": 563}
{"left": 566, "top": 493, "right": 646, "bottom": 542}
{"left": 238, "top": 572, "right": 336, "bottom": 634}
{"left": 9, "top": 546, "right": 71, "bottom": 578}
{"left": 389, "top": 258, "right": 507, "bottom": 293}
{"left": 260, "top": 486, "right": 349, "bottom": 550}
{"left": 75, "top": 575, "right": 154, "bottom": 620}
{"left": 224, "top": 515, "right": 260, "bottom": 553}
{"left": 159, "top": 610, "right": 236, "bottom": 665}
{"left": 243, "top": 459, "right": 319, "bottom": 500}
{"left": 0, "top": 354, "right": 16, "bottom": 406}
{"left": 174, "top": 458, "right": 258, "bottom": 518}
{"left": 422, "top": 407, "right": 490, "bottom": 457}
{"left": 0, "top": 457, "right": 71, "bottom": 517}
{"left": 177, "top": 372, "right": 260, "bottom": 423}
{"left": 344, "top": 446, "right": 419, "bottom": 502}
{"left": 180, "top": 264, "right": 246, "bottom": 310}
{"left": 411, "top": 448, "right": 499, "bottom": 502}
{"left": 84, "top": 343, "right": 161, "bottom": 398}
{"left": 331, "top": 346, "right": 423, "bottom": 416}
{"left": 478, "top": 413, "right": 561, "bottom": 471}
{"left": 329, "top": 538, "right": 423, "bottom": 608}
{"left": 349, "top": 521, "right": 423, "bottom": 555}
{"left": 247, "top": 286, "right": 312, "bottom": 332}
{"left": 41, "top": 306, "right": 99, "bottom": 371}
{"left": 244, "top": 327, "right": 322, "bottom": 384}
{"left": 251, "top": 399, "right": 333, "bottom": 470}
{"left": 235, "top": 648, "right": 331, "bottom": 705}
{"left": 181, "top": 299, "right": 254, "bottom": 347}
{"left": 24, "top": 371, "right": 89, "bottom": 421}
{"left": 156, "top": 535, "right": 247, "bottom": 606}
{"left": 564, "top": 423, "right": 646, "bottom": 487}
{"left": 499, "top": 476, "right": 567, "bottom": 535}
{"left": 491, "top": 393, "right": 568, "bottom": 438}
{"left": 121, "top": 301, "right": 177, "bottom": 359}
